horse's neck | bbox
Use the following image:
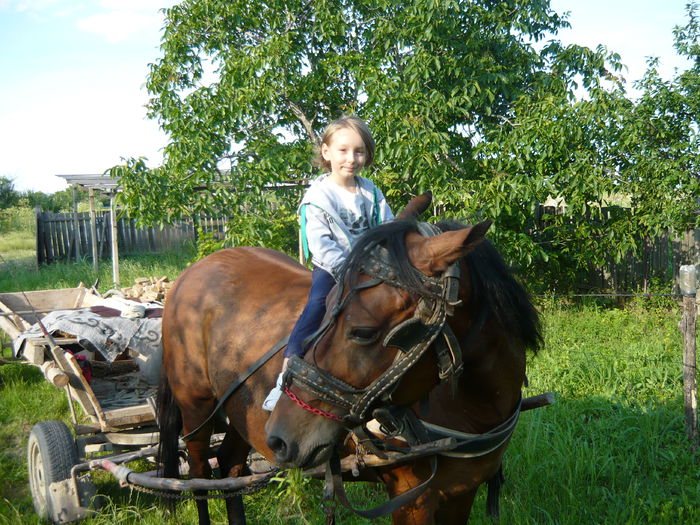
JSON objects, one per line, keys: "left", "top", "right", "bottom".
{"left": 426, "top": 324, "right": 525, "bottom": 433}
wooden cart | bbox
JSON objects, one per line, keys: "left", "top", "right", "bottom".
{"left": 0, "top": 285, "right": 160, "bottom": 523}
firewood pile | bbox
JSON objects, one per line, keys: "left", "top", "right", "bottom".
{"left": 121, "top": 276, "right": 173, "bottom": 303}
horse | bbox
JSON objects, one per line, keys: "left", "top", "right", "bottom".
{"left": 158, "top": 192, "right": 542, "bottom": 524}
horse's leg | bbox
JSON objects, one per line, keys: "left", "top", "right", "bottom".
{"left": 379, "top": 463, "right": 438, "bottom": 525}
{"left": 217, "top": 428, "right": 251, "bottom": 525}
{"left": 433, "top": 489, "right": 478, "bottom": 525}
{"left": 182, "top": 410, "right": 216, "bottom": 525}
{"left": 383, "top": 484, "right": 477, "bottom": 525}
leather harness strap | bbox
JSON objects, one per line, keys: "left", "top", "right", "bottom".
{"left": 283, "top": 221, "right": 525, "bottom": 520}
{"left": 181, "top": 335, "right": 289, "bottom": 441}
{"left": 285, "top": 223, "right": 464, "bottom": 424}
{"left": 326, "top": 451, "right": 438, "bottom": 519}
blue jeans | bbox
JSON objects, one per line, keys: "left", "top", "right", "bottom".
{"left": 284, "top": 266, "right": 336, "bottom": 358}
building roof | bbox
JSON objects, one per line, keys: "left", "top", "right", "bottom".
{"left": 55, "top": 174, "right": 120, "bottom": 192}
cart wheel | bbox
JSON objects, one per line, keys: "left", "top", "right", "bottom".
{"left": 27, "top": 420, "right": 80, "bottom": 523}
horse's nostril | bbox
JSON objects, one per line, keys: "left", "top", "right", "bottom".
{"left": 266, "top": 435, "right": 287, "bottom": 459}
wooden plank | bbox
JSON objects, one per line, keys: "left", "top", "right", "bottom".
{"left": 49, "top": 213, "right": 60, "bottom": 262}
{"left": 99, "top": 213, "right": 109, "bottom": 258}
{"left": 35, "top": 209, "right": 44, "bottom": 266}
{"left": 21, "top": 339, "right": 46, "bottom": 365}
{"left": 110, "top": 194, "right": 120, "bottom": 286}
{"left": 88, "top": 189, "right": 99, "bottom": 272}
{"left": 0, "top": 315, "right": 23, "bottom": 341}
{"left": 27, "top": 336, "right": 79, "bottom": 346}
{"left": 43, "top": 212, "right": 54, "bottom": 264}
{"left": 682, "top": 294, "right": 698, "bottom": 451}
{"left": 57, "top": 214, "right": 67, "bottom": 260}
{"left": 72, "top": 185, "right": 81, "bottom": 261}
{"left": 49, "top": 345, "right": 101, "bottom": 423}
{"left": 102, "top": 404, "right": 155, "bottom": 429}
{"left": 79, "top": 214, "right": 88, "bottom": 258}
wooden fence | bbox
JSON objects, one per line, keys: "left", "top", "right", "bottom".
{"left": 36, "top": 208, "right": 700, "bottom": 292}
{"left": 536, "top": 205, "right": 700, "bottom": 291}
{"left": 36, "top": 211, "right": 229, "bottom": 265}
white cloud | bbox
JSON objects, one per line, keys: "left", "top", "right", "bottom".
{"left": 0, "top": 64, "right": 167, "bottom": 193}
{"left": 74, "top": 2, "right": 179, "bottom": 44}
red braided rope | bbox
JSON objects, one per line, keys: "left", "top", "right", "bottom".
{"left": 283, "top": 385, "right": 344, "bottom": 422}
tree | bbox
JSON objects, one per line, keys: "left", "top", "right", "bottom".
{"left": 0, "top": 176, "right": 19, "bottom": 210}
{"left": 113, "top": 0, "right": 697, "bottom": 289}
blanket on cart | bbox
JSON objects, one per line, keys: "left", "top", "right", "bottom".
{"left": 13, "top": 307, "right": 162, "bottom": 364}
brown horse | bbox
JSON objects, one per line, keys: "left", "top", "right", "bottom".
{"left": 158, "top": 193, "right": 541, "bottom": 524}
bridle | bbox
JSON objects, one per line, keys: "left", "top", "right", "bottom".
{"left": 284, "top": 222, "right": 466, "bottom": 426}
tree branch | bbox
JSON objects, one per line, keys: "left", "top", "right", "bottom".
{"left": 285, "top": 98, "right": 319, "bottom": 145}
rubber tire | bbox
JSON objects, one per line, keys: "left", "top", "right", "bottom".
{"left": 27, "top": 420, "right": 79, "bottom": 523}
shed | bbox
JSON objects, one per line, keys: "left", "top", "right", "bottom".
{"left": 55, "top": 174, "right": 123, "bottom": 286}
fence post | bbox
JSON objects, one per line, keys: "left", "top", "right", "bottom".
{"left": 88, "top": 188, "right": 99, "bottom": 273}
{"left": 110, "top": 192, "right": 120, "bottom": 287}
{"left": 71, "top": 185, "right": 81, "bottom": 262}
{"left": 679, "top": 265, "right": 698, "bottom": 451}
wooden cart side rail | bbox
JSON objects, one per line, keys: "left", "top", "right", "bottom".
{"left": 52, "top": 346, "right": 156, "bottom": 432}
{"left": 0, "top": 284, "right": 99, "bottom": 335}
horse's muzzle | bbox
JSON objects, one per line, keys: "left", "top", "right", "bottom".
{"left": 265, "top": 433, "right": 296, "bottom": 465}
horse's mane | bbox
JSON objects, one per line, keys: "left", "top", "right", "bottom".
{"left": 438, "top": 220, "right": 543, "bottom": 353}
{"left": 341, "top": 219, "right": 542, "bottom": 353}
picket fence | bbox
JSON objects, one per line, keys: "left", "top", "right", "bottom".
{"left": 35, "top": 208, "right": 700, "bottom": 291}
{"left": 35, "top": 211, "right": 228, "bottom": 266}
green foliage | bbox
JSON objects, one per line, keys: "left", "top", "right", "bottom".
{"left": 29, "top": 186, "right": 110, "bottom": 213}
{"left": 110, "top": 1, "right": 611, "bottom": 271}
{"left": 0, "top": 177, "right": 19, "bottom": 210}
{"left": 0, "top": 183, "right": 107, "bottom": 215}
{"left": 0, "top": 206, "right": 34, "bottom": 235}
{"left": 109, "top": 0, "right": 700, "bottom": 286}
{"left": 192, "top": 229, "right": 226, "bottom": 261}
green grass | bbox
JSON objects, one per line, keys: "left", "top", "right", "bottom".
{"left": 0, "top": 217, "right": 698, "bottom": 524}
{"left": 0, "top": 249, "right": 195, "bottom": 295}
{"left": 1, "top": 299, "right": 697, "bottom": 524}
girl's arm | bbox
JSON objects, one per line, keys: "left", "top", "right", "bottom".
{"left": 371, "top": 184, "right": 395, "bottom": 223}
{"left": 305, "top": 205, "right": 346, "bottom": 278}
{"left": 378, "top": 191, "right": 394, "bottom": 222}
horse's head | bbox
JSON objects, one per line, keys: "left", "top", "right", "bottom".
{"left": 265, "top": 193, "right": 494, "bottom": 469}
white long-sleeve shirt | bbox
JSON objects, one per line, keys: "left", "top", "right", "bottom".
{"left": 300, "top": 174, "right": 394, "bottom": 278}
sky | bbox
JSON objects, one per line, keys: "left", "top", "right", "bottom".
{"left": 0, "top": 1, "right": 694, "bottom": 194}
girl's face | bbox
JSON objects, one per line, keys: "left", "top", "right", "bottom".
{"left": 321, "top": 127, "right": 367, "bottom": 181}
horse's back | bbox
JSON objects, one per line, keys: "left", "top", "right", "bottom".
{"left": 165, "top": 246, "right": 308, "bottom": 316}
{"left": 162, "top": 247, "right": 311, "bottom": 397}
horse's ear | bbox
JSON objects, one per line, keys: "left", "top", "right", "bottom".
{"left": 408, "top": 220, "right": 493, "bottom": 275}
{"left": 396, "top": 191, "right": 433, "bottom": 220}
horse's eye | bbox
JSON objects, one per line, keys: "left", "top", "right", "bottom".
{"left": 348, "top": 327, "right": 380, "bottom": 345}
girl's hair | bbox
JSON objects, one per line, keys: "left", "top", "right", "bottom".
{"left": 312, "top": 116, "right": 376, "bottom": 171}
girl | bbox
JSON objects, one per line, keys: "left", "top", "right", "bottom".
{"left": 263, "top": 116, "right": 394, "bottom": 410}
